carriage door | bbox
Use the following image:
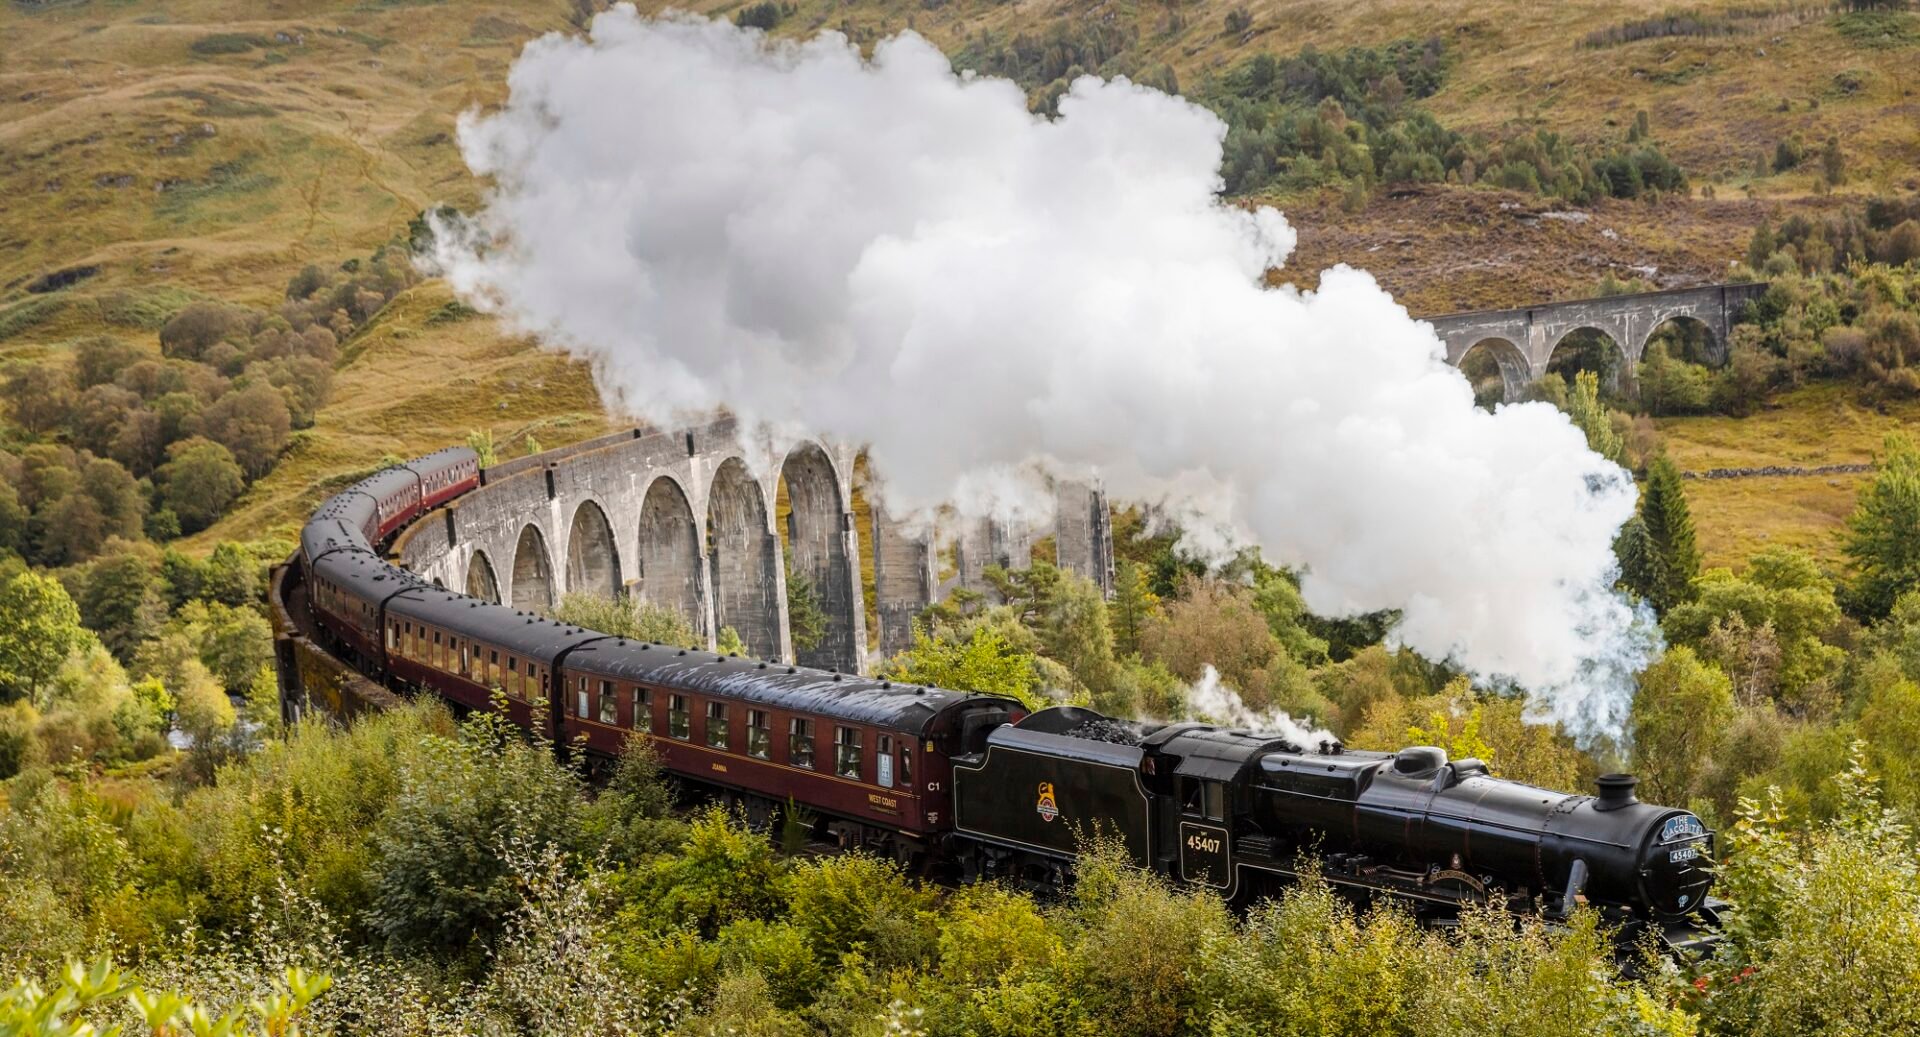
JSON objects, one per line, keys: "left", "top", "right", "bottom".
{"left": 1178, "top": 778, "right": 1232, "bottom": 888}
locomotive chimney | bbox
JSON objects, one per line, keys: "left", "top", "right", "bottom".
{"left": 1593, "top": 773, "right": 1639, "bottom": 812}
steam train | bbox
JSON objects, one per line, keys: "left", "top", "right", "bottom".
{"left": 294, "top": 445, "right": 1721, "bottom": 950}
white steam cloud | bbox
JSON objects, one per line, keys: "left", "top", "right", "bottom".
{"left": 1185, "top": 666, "right": 1338, "bottom": 751}
{"left": 429, "top": 7, "right": 1660, "bottom": 744}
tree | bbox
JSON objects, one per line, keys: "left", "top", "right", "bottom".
{"left": 0, "top": 482, "right": 27, "bottom": 559}
{"left": 77, "top": 458, "right": 145, "bottom": 543}
{"left": 1108, "top": 559, "right": 1158, "bottom": 658}
{"left": 76, "top": 538, "right": 168, "bottom": 661}
{"left": 158, "top": 301, "right": 238, "bottom": 361}
{"left": 1821, "top": 136, "right": 1846, "bottom": 187}
{"left": 1017, "top": 565, "right": 1118, "bottom": 694}
{"left": 173, "top": 656, "right": 235, "bottom": 746}
{"left": 69, "top": 384, "right": 144, "bottom": 459}
{"left": 1747, "top": 218, "right": 1778, "bottom": 270}
{"left": 1250, "top": 563, "right": 1330, "bottom": 665}
{"left": 883, "top": 624, "right": 1041, "bottom": 709}
{"left": 203, "top": 541, "right": 261, "bottom": 605}
{"left": 1613, "top": 514, "right": 1659, "bottom": 603}
{"left": 1640, "top": 455, "right": 1699, "bottom": 611}
{"left": 466, "top": 428, "right": 498, "bottom": 468}
{"left": 200, "top": 384, "right": 292, "bottom": 479}
{"left": 0, "top": 571, "right": 90, "bottom": 704}
{"left": 244, "top": 663, "right": 281, "bottom": 735}
{"left": 784, "top": 562, "right": 827, "bottom": 653}
{"left": 168, "top": 600, "right": 274, "bottom": 694}
{"left": 2, "top": 363, "right": 76, "bottom": 437}
{"left": 107, "top": 405, "right": 165, "bottom": 478}
{"left": 155, "top": 438, "right": 247, "bottom": 533}
{"left": 1630, "top": 645, "right": 1734, "bottom": 807}
{"left": 73, "top": 335, "right": 147, "bottom": 388}
{"left": 1562, "top": 370, "right": 1627, "bottom": 465}
{"left": 1844, "top": 432, "right": 1920, "bottom": 620}
{"left": 1715, "top": 328, "right": 1785, "bottom": 416}
{"left": 1667, "top": 548, "right": 1845, "bottom": 712}
{"left": 246, "top": 355, "right": 332, "bottom": 429}
{"left": 31, "top": 492, "right": 108, "bottom": 568}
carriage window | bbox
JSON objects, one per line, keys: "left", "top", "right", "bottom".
{"left": 877, "top": 735, "right": 895, "bottom": 788}
{"left": 790, "top": 718, "right": 815, "bottom": 769}
{"left": 706, "top": 702, "right": 729, "bottom": 749}
{"left": 634, "top": 688, "right": 651, "bottom": 730}
{"left": 576, "top": 676, "right": 590, "bottom": 718}
{"left": 600, "top": 681, "right": 618, "bottom": 725}
{"left": 747, "top": 710, "right": 771, "bottom": 759}
{"left": 387, "top": 623, "right": 398, "bottom": 649}
{"left": 669, "top": 695, "right": 690, "bottom": 739}
{"left": 835, "top": 727, "right": 863, "bottom": 780}
{"left": 900, "top": 745, "right": 912, "bottom": 789}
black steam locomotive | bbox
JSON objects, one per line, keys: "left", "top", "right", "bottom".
{"left": 949, "top": 706, "right": 1720, "bottom": 950}
{"left": 292, "top": 445, "right": 1721, "bottom": 952}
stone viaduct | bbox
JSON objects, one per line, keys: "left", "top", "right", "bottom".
{"left": 391, "top": 416, "right": 1115, "bottom": 675}
{"left": 383, "top": 283, "right": 1758, "bottom": 676}
{"left": 1424, "top": 282, "right": 1767, "bottom": 399}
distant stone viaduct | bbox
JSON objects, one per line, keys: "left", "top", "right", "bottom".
{"left": 1425, "top": 282, "right": 1767, "bottom": 399}
{"left": 392, "top": 416, "right": 1114, "bottom": 674}
{"left": 388, "top": 283, "right": 1758, "bottom": 675}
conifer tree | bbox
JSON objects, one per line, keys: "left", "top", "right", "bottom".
{"left": 1613, "top": 513, "right": 1660, "bottom": 605}
{"left": 1844, "top": 432, "right": 1920, "bottom": 620}
{"left": 1641, "top": 454, "right": 1700, "bottom": 611}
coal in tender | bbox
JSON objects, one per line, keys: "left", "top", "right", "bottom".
{"left": 1065, "top": 718, "right": 1149, "bottom": 745}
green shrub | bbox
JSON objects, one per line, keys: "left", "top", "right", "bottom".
{"left": 782, "top": 852, "right": 938, "bottom": 970}
{"left": 367, "top": 711, "right": 584, "bottom": 953}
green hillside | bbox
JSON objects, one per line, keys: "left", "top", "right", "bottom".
{"left": 2, "top": 0, "right": 1917, "bottom": 553}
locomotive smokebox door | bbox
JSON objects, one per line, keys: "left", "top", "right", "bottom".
{"left": 1179, "top": 778, "right": 1231, "bottom": 888}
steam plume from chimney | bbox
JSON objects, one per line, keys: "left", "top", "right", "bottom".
{"left": 427, "top": 7, "right": 1660, "bottom": 744}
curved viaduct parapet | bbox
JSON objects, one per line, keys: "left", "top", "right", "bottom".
{"left": 386, "top": 417, "right": 1115, "bottom": 673}
{"left": 1424, "top": 281, "right": 1764, "bottom": 401}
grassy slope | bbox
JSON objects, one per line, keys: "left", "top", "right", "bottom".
{"left": 0, "top": 0, "right": 620, "bottom": 548}
{"left": 2, "top": 0, "right": 1917, "bottom": 563}
{"left": 1658, "top": 382, "right": 1920, "bottom": 571}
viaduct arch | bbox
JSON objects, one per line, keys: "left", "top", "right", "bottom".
{"left": 1426, "top": 282, "right": 1765, "bottom": 401}
{"left": 390, "top": 416, "right": 1116, "bottom": 674}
